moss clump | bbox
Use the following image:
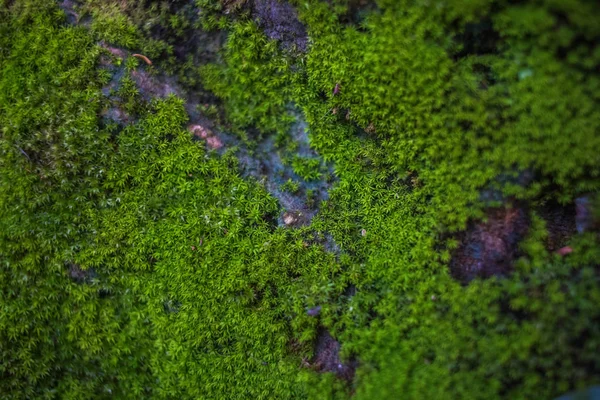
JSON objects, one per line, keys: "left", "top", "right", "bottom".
{"left": 291, "top": 156, "right": 322, "bottom": 181}
{"left": 1, "top": 0, "right": 600, "bottom": 399}
{"left": 200, "top": 20, "right": 297, "bottom": 136}
{"left": 0, "top": 2, "right": 339, "bottom": 398}
{"left": 200, "top": 0, "right": 600, "bottom": 398}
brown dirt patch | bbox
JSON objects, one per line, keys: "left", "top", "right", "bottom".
{"left": 310, "top": 328, "right": 356, "bottom": 381}
{"left": 450, "top": 205, "right": 529, "bottom": 283}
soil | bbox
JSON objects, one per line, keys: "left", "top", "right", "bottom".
{"left": 450, "top": 205, "right": 529, "bottom": 283}
{"left": 311, "top": 328, "right": 357, "bottom": 381}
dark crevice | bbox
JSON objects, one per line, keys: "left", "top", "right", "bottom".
{"left": 452, "top": 18, "right": 500, "bottom": 60}
{"left": 336, "top": 0, "right": 379, "bottom": 31}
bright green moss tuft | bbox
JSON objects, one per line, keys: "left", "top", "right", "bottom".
{"left": 2, "top": 0, "right": 600, "bottom": 399}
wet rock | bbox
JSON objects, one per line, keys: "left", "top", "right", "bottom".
{"left": 311, "top": 328, "right": 356, "bottom": 381}
{"left": 253, "top": 0, "right": 308, "bottom": 51}
{"left": 450, "top": 205, "right": 529, "bottom": 283}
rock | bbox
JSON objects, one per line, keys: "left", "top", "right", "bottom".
{"left": 282, "top": 211, "right": 302, "bottom": 226}
{"left": 253, "top": 0, "right": 308, "bottom": 51}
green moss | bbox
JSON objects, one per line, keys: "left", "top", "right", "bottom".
{"left": 0, "top": 3, "right": 337, "bottom": 398}
{"left": 281, "top": 178, "right": 301, "bottom": 194}
{"left": 2, "top": 0, "right": 600, "bottom": 399}
{"left": 198, "top": 0, "right": 600, "bottom": 397}
{"left": 200, "top": 20, "right": 296, "bottom": 136}
{"left": 88, "top": 3, "right": 141, "bottom": 48}
{"left": 292, "top": 156, "right": 322, "bottom": 181}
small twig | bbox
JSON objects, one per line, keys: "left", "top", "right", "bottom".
{"left": 132, "top": 54, "right": 152, "bottom": 65}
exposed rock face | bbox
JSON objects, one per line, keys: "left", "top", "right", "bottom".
{"left": 451, "top": 206, "right": 529, "bottom": 282}
{"left": 252, "top": 0, "right": 308, "bottom": 51}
